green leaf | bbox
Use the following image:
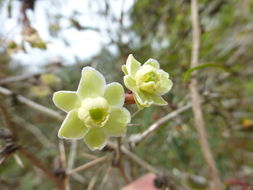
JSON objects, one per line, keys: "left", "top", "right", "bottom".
{"left": 104, "top": 82, "right": 124, "bottom": 106}
{"left": 126, "top": 54, "right": 141, "bottom": 77}
{"left": 183, "top": 63, "right": 228, "bottom": 82}
{"left": 77, "top": 67, "right": 106, "bottom": 99}
{"left": 58, "top": 110, "right": 88, "bottom": 139}
{"left": 84, "top": 128, "right": 107, "bottom": 150}
{"left": 103, "top": 107, "right": 130, "bottom": 137}
{"left": 53, "top": 91, "right": 81, "bottom": 112}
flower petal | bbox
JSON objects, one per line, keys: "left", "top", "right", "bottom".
{"left": 157, "top": 71, "right": 173, "bottom": 95}
{"left": 104, "top": 82, "right": 125, "bottom": 106}
{"left": 123, "top": 76, "right": 137, "bottom": 91}
{"left": 133, "top": 90, "right": 152, "bottom": 109}
{"left": 77, "top": 67, "right": 106, "bottom": 99}
{"left": 122, "top": 65, "right": 128, "bottom": 75}
{"left": 58, "top": 110, "right": 88, "bottom": 139}
{"left": 143, "top": 58, "right": 160, "bottom": 69}
{"left": 84, "top": 128, "right": 107, "bottom": 150}
{"left": 53, "top": 91, "right": 81, "bottom": 112}
{"left": 103, "top": 107, "right": 130, "bottom": 137}
{"left": 150, "top": 94, "right": 167, "bottom": 105}
{"left": 126, "top": 54, "right": 141, "bottom": 77}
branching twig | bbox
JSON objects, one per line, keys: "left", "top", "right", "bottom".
{"left": 189, "top": 0, "right": 222, "bottom": 189}
{"left": 107, "top": 142, "right": 159, "bottom": 175}
{"left": 18, "top": 147, "right": 64, "bottom": 190}
{"left": 79, "top": 151, "right": 98, "bottom": 160}
{"left": 129, "top": 103, "right": 192, "bottom": 145}
{"left": 58, "top": 140, "right": 69, "bottom": 190}
{"left": 0, "top": 86, "right": 64, "bottom": 121}
{"left": 67, "top": 140, "right": 77, "bottom": 170}
{"left": 0, "top": 101, "right": 17, "bottom": 137}
{"left": 68, "top": 156, "right": 108, "bottom": 175}
{"left": 13, "top": 116, "right": 54, "bottom": 148}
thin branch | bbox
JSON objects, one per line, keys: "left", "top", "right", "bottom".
{"left": 87, "top": 175, "right": 98, "bottom": 190}
{"left": 18, "top": 147, "right": 64, "bottom": 190}
{"left": 107, "top": 142, "right": 159, "bottom": 175}
{"left": 58, "top": 140, "right": 69, "bottom": 190}
{"left": 68, "top": 156, "right": 108, "bottom": 175}
{"left": 67, "top": 140, "right": 77, "bottom": 170}
{"left": 131, "top": 109, "right": 142, "bottom": 118}
{"left": 100, "top": 165, "right": 112, "bottom": 188}
{"left": 13, "top": 116, "right": 54, "bottom": 148}
{"left": 129, "top": 103, "right": 192, "bottom": 145}
{"left": 189, "top": 0, "right": 222, "bottom": 189}
{"left": 0, "top": 71, "right": 40, "bottom": 85}
{"left": 0, "top": 102, "right": 17, "bottom": 137}
{"left": 79, "top": 151, "right": 99, "bottom": 160}
{"left": 0, "top": 86, "right": 64, "bottom": 121}
{"left": 58, "top": 140, "right": 67, "bottom": 169}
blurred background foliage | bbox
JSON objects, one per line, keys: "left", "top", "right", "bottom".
{"left": 0, "top": 0, "right": 253, "bottom": 189}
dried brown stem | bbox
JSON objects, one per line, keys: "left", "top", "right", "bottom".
{"left": 189, "top": 0, "right": 222, "bottom": 189}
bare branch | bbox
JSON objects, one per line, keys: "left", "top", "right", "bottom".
{"left": 107, "top": 142, "right": 159, "bottom": 175}
{"left": 67, "top": 140, "right": 78, "bottom": 170}
{"left": 189, "top": 0, "right": 222, "bottom": 189}
{"left": 58, "top": 140, "right": 69, "bottom": 190}
{"left": 79, "top": 151, "right": 99, "bottom": 160}
{"left": 13, "top": 116, "right": 54, "bottom": 148}
{"left": 18, "top": 147, "right": 64, "bottom": 190}
{"left": 0, "top": 86, "right": 64, "bottom": 121}
{"left": 129, "top": 103, "right": 192, "bottom": 145}
{"left": 0, "top": 102, "right": 17, "bottom": 137}
{"left": 0, "top": 71, "right": 40, "bottom": 85}
{"left": 68, "top": 156, "right": 108, "bottom": 175}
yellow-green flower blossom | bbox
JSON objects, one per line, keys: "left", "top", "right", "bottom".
{"left": 122, "top": 54, "right": 173, "bottom": 109}
{"left": 53, "top": 67, "right": 130, "bottom": 150}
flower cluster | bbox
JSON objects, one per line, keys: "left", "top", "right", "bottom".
{"left": 53, "top": 55, "right": 172, "bottom": 150}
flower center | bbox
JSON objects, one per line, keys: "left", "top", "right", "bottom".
{"left": 142, "top": 71, "right": 159, "bottom": 83}
{"left": 78, "top": 97, "right": 110, "bottom": 128}
{"left": 135, "top": 65, "right": 161, "bottom": 93}
{"left": 89, "top": 108, "right": 105, "bottom": 121}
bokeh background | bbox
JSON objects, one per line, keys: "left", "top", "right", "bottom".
{"left": 0, "top": 0, "right": 253, "bottom": 189}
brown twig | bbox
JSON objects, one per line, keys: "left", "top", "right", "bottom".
{"left": 68, "top": 156, "right": 108, "bottom": 175}
{"left": 189, "top": 0, "right": 222, "bottom": 189}
{"left": 79, "top": 151, "right": 99, "bottom": 160}
{"left": 107, "top": 142, "right": 159, "bottom": 175}
{"left": 18, "top": 147, "right": 64, "bottom": 190}
{"left": 0, "top": 86, "right": 64, "bottom": 121}
{"left": 129, "top": 103, "right": 192, "bottom": 145}
{"left": 114, "top": 138, "right": 130, "bottom": 184}
{"left": 13, "top": 116, "right": 54, "bottom": 148}
{"left": 58, "top": 140, "right": 69, "bottom": 190}
{"left": 0, "top": 101, "right": 17, "bottom": 137}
